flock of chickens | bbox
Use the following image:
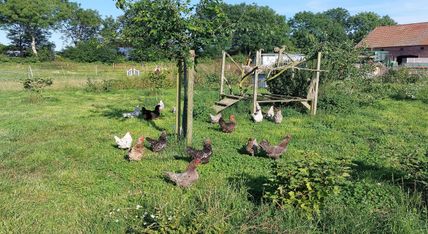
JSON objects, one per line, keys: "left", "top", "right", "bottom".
{"left": 114, "top": 100, "right": 291, "bottom": 188}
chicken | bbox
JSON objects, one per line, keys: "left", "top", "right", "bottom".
{"left": 142, "top": 104, "right": 161, "bottom": 120}
{"left": 114, "top": 132, "right": 132, "bottom": 149}
{"left": 172, "top": 107, "right": 176, "bottom": 113}
{"left": 210, "top": 113, "right": 222, "bottom": 124}
{"left": 266, "top": 106, "right": 274, "bottom": 119}
{"left": 273, "top": 108, "right": 283, "bottom": 124}
{"left": 146, "top": 131, "right": 167, "bottom": 152}
{"left": 245, "top": 138, "right": 259, "bottom": 156}
{"left": 218, "top": 115, "right": 236, "bottom": 133}
{"left": 259, "top": 134, "right": 292, "bottom": 160}
{"left": 122, "top": 106, "right": 141, "bottom": 118}
{"left": 251, "top": 109, "right": 263, "bottom": 123}
{"left": 165, "top": 158, "right": 201, "bottom": 188}
{"left": 158, "top": 100, "right": 165, "bottom": 111}
{"left": 186, "top": 139, "right": 212, "bottom": 164}
{"left": 128, "top": 136, "right": 145, "bottom": 161}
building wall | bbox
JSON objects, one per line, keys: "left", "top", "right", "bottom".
{"left": 374, "top": 45, "right": 428, "bottom": 62}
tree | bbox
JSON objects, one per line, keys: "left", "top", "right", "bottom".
{"left": 289, "top": 11, "right": 348, "bottom": 51}
{"left": 61, "top": 3, "right": 102, "bottom": 45}
{"left": 99, "top": 16, "right": 123, "bottom": 47}
{"left": 222, "top": 3, "right": 291, "bottom": 54}
{"left": 0, "top": 0, "right": 69, "bottom": 56}
{"left": 323, "top": 8, "right": 350, "bottom": 28}
{"left": 122, "top": 0, "right": 229, "bottom": 61}
{"left": 348, "top": 12, "right": 396, "bottom": 43}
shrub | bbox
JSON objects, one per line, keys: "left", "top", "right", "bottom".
{"left": 267, "top": 68, "right": 313, "bottom": 97}
{"left": 22, "top": 76, "right": 53, "bottom": 93}
{"left": 263, "top": 154, "right": 352, "bottom": 216}
{"left": 381, "top": 68, "right": 422, "bottom": 84}
{"left": 84, "top": 78, "right": 115, "bottom": 92}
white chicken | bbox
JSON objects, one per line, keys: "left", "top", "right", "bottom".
{"left": 158, "top": 100, "right": 165, "bottom": 111}
{"left": 114, "top": 132, "right": 133, "bottom": 149}
{"left": 210, "top": 113, "right": 222, "bottom": 124}
{"left": 266, "top": 105, "right": 274, "bottom": 119}
{"left": 251, "top": 109, "right": 263, "bottom": 123}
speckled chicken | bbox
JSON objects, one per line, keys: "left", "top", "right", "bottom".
{"left": 273, "top": 107, "right": 283, "bottom": 124}
{"left": 259, "top": 134, "right": 292, "bottom": 160}
{"left": 186, "top": 139, "right": 212, "bottom": 164}
{"left": 219, "top": 115, "right": 236, "bottom": 133}
{"left": 128, "top": 136, "right": 145, "bottom": 161}
{"left": 165, "top": 158, "right": 201, "bottom": 188}
{"left": 146, "top": 131, "right": 167, "bottom": 152}
{"left": 245, "top": 138, "right": 259, "bottom": 156}
{"left": 142, "top": 104, "right": 161, "bottom": 120}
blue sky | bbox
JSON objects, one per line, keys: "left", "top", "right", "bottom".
{"left": 1, "top": 0, "right": 427, "bottom": 50}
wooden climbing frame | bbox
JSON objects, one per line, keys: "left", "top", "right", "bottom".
{"left": 214, "top": 49, "right": 325, "bottom": 115}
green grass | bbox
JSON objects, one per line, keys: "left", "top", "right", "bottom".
{"left": 0, "top": 86, "right": 427, "bottom": 233}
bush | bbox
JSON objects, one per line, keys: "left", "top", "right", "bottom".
{"left": 22, "top": 76, "right": 53, "bottom": 93}
{"left": 267, "top": 68, "right": 313, "bottom": 97}
{"left": 263, "top": 154, "right": 352, "bottom": 216}
{"left": 381, "top": 68, "right": 422, "bottom": 84}
{"left": 84, "top": 78, "right": 115, "bottom": 93}
{"left": 61, "top": 39, "right": 124, "bottom": 63}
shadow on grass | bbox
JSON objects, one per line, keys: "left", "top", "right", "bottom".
{"left": 352, "top": 160, "right": 427, "bottom": 205}
{"left": 228, "top": 173, "right": 269, "bottom": 205}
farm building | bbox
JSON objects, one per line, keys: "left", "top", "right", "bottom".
{"left": 358, "top": 22, "right": 428, "bottom": 67}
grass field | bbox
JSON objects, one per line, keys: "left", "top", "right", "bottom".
{"left": 0, "top": 62, "right": 427, "bottom": 233}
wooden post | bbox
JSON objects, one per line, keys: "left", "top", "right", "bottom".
{"left": 186, "top": 50, "right": 195, "bottom": 146}
{"left": 252, "top": 50, "right": 260, "bottom": 113}
{"left": 220, "top": 51, "right": 226, "bottom": 96}
{"left": 311, "top": 52, "right": 322, "bottom": 115}
{"left": 175, "top": 60, "right": 183, "bottom": 140}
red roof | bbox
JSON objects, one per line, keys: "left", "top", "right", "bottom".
{"left": 357, "top": 22, "right": 428, "bottom": 48}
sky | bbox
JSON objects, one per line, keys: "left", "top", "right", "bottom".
{"left": 1, "top": 0, "right": 427, "bottom": 50}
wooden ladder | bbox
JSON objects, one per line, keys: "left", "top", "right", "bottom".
{"left": 213, "top": 95, "right": 244, "bottom": 113}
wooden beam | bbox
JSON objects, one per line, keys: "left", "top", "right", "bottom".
{"left": 252, "top": 50, "right": 261, "bottom": 113}
{"left": 225, "top": 52, "right": 244, "bottom": 73}
{"left": 175, "top": 61, "right": 183, "bottom": 140}
{"left": 311, "top": 52, "right": 322, "bottom": 115}
{"left": 186, "top": 50, "right": 195, "bottom": 146}
{"left": 220, "top": 51, "right": 226, "bottom": 96}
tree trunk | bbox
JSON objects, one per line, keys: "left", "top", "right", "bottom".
{"left": 31, "top": 35, "right": 38, "bottom": 56}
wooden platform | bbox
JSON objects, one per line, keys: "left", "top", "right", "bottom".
{"left": 213, "top": 95, "right": 245, "bottom": 113}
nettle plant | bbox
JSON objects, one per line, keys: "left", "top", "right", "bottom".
{"left": 22, "top": 76, "right": 53, "bottom": 93}
{"left": 263, "top": 153, "right": 352, "bottom": 216}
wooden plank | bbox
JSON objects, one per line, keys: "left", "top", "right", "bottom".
{"left": 253, "top": 50, "right": 261, "bottom": 113}
{"left": 213, "top": 98, "right": 242, "bottom": 113}
{"left": 300, "top": 101, "right": 311, "bottom": 110}
{"left": 175, "top": 61, "right": 183, "bottom": 140}
{"left": 220, "top": 51, "right": 226, "bottom": 96}
{"left": 186, "top": 50, "right": 195, "bottom": 146}
{"left": 225, "top": 53, "right": 244, "bottom": 73}
{"left": 311, "top": 52, "right": 321, "bottom": 115}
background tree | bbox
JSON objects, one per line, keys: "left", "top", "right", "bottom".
{"left": 348, "top": 12, "right": 396, "bottom": 42}
{"left": 122, "top": 0, "right": 229, "bottom": 61}
{"left": 222, "top": 3, "right": 291, "bottom": 54}
{"left": 289, "top": 11, "right": 348, "bottom": 51}
{"left": 6, "top": 25, "right": 53, "bottom": 56}
{"left": 0, "top": 0, "right": 69, "bottom": 56}
{"left": 61, "top": 3, "right": 102, "bottom": 45}
{"left": 99, "top": 16, "right": 123, "bottom": 47}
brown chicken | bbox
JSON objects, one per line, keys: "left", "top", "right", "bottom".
{"left": 219, "top": 115, "right": 236, "bottom": 133}
{"left": 146, "top": 131, "right": 167, "bottom": 152}
{"left": 245, "top": 138, "right": 259, "bottom": 156}
{"left": 186, "top": 139, "right": 212, "bottom": 164}
{"left": 142, "top": 105, "right": 161, "bottom": 120}
{"left": 128, "top": 136, "right": 145, "bottom": 161}
{"left": 165, "top": 158, "right": 201, "bottom": 188}
{"left": 259, "top": 134, "right": 292, "bottom": 160}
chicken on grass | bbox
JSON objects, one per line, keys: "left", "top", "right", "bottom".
{"left": 259, "top": 134, "right": 292, "bottom": 160}
{"left": 128, "top": 136, "right": 145, "bottom": 161}
{"left": 165, "top": 158, "right": 201, "bottom": 188}
{"left": 114, "top": 132, "right": 132, "bottom": 149}
{"left": 245, "top": 138, "right": 259, "bottom": 156}
{"left": 146, "top": 131, "right": 168, "bottom": 152}
{"left": 219, "top": 115, "right": 236, "bottom": 133}
{"left": 186, "top": 139, "right": 212, "bottom": 164}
